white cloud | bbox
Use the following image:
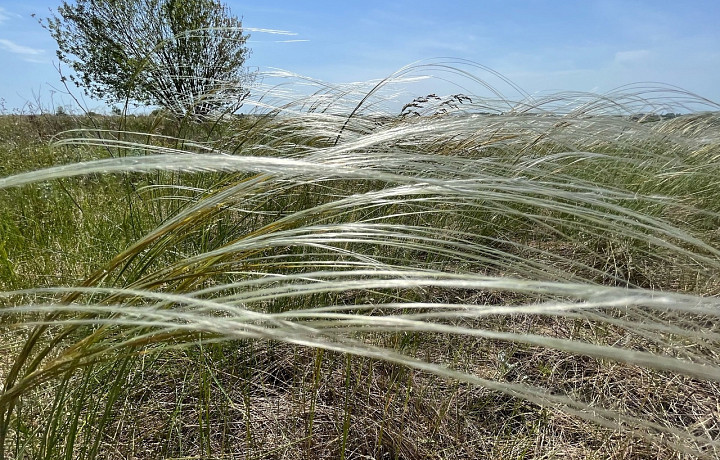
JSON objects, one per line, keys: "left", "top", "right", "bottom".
{"left": 0, "top": 38, "right": 44, "bottom": 57}
{"left": 0, "top": 7, "right": 20, "bottom": 24}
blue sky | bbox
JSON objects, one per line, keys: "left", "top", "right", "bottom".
{"left": 0, "top": 0, "right": 718, "bottom": 112}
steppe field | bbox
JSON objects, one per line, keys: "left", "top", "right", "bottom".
{"left": 1, "top": 72, "right": 720, "bottom": 459}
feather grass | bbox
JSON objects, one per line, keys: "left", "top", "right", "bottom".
{"left": 1, "top": 61, "right": 720, "bottom": 458}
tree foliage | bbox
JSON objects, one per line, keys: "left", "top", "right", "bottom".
{"left": 44, "top": 0, "right": 253, "bottom": 118}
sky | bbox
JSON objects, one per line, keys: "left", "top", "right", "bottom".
{"left": 0, "top": 0, "right": 718, "bottom": 112}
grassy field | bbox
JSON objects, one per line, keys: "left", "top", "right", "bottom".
{"left": 1, "top": 70, "right": 720, "bottom": 459}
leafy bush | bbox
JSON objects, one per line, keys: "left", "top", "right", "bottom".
{"left": 43, "top": 0, "right": 252, "bottom": 119}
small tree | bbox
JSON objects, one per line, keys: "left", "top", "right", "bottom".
{"left": 43, "top": 0, "right": 253, "bottom": 119}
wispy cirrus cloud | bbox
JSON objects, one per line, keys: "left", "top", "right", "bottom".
{"left": 0, "top": 7, "right": 20, "bottom": 24}
{"left": 0, "top": 39, "right": 44, "bottom": 56}
{"left": 0, "top": 38, "right": 46, "bottom": 63}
